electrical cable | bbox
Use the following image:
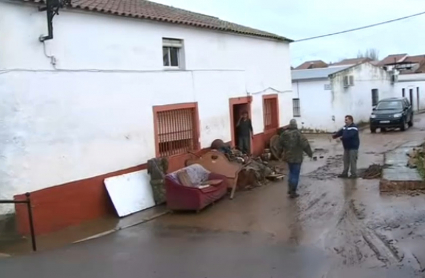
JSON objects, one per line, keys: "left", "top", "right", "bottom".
{"left": 294, "top": 11, "right": 425, "bottom": 43}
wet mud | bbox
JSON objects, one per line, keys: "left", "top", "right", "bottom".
{"left": 2, "top": 116, "right": 425, "bottom": 278}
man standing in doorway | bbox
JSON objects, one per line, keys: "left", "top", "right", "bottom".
{"left": 332, "top": 115, "right": 360, "bottom": 179}
{"left": 280, "top": 119, "right": 313, "bottom": 198}
{"left": 236, "top": 111, "right": 254, "bottom": 155}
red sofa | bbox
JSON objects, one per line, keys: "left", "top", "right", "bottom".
{"left": 165, "top": 164, "right": 228, "bottom": 211}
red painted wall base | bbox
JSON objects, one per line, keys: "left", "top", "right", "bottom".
{"left": 14, "top": 130, "right": 277, "bottom": 236}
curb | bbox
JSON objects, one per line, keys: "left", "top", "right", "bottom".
{"left": 72, "top": 210, "right": 170, "bottom": 244}
{"left": 0, "top": 253, "right": 10, "bottom": 258}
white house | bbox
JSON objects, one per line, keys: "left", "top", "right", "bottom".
{"left": 394, "top": 73, "right": 425, "bottom": 112}
{"left": 291, "top": 62, "right": 395, "bottom": 132}
{"left": 0, "top": 0, "right": 293, "bottom": 216}
{"left": 376, "top": 53, "right": 425, "bottom": 112}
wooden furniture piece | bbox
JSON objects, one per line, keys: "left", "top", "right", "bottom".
{"left": 186, "top": 150, "right": 242, "bottom": 199}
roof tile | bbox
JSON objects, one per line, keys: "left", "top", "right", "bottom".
{"left": 377, "top": 54, "right": 407, "bottom": 66}
{"left": 332, "top": 57, "right": 372, "bottom": 66}
{"left": 20, "top": 0, "right": 291, "bottom": 41}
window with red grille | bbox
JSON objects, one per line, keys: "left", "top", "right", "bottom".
{"left": 263, "top": 97, "right": 278, "bottom": 130}
{"left": 156, "top": 107, "right": 198, "bottom": 157}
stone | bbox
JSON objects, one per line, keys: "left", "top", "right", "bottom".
{"left": 380, "top": 144, "right": 425, "bottom": 192}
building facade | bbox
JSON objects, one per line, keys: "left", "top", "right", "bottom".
{"left": 0, "top": 0, "right": 293, "bottom": 220}
{"left": 291, "top": 63, "right": 395, "bottom": 132}
{"left": 394, "top": 73, "right": 425, "bottom": 112}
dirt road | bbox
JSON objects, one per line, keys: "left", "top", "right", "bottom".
{"left": 1, "top": 115, "right": 425, "bottom": 277}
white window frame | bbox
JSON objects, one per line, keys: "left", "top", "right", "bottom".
{"left": 162, "top": 38, "right": 184, "bottom": 70}
{"left": 292, "top": 98, "right": 301, "bottom": 117}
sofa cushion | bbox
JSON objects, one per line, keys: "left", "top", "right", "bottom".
{"left": 177, "top": 170, "right": 193, "bottom": 187}
{"left": 169, "top": 164, "right": 210, "bottom": 186}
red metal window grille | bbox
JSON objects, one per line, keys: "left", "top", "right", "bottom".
{"left": 157, "top": 108, "right": 197, "bottom": 157}
{"left": 264, "top": 98, "right": 278, "bottom": 129}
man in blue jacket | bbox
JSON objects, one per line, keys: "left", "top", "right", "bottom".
{"left": 332, "top": 115, "right": 360, "bottom": 179}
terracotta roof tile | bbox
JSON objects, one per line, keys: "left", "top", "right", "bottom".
{"left": 20, "top": 0, "right": 291, "bottom": 41}
{"left": 377, "top": 54, "right": 407, "bottom": 66}
{"left": 295, "top": 60, "right": 328, "bottom": 70}
{"left": 404, "top": 55, "right": 425, "bottom": 64}
{"left": 332, "top": 57, "right": 372, "bottom": 66}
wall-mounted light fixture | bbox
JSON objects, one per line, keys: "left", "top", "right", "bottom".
{"left": 38, "top": 0, "right": 71, "bottom": 42}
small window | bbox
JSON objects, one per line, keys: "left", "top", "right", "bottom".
{"left": 263, "top": 97, "right": 278, "bottom": 130}
{"left": 402, "top": 88, "right": 405, "bottom": 97}
{"left": 324, "top": 84, "right": 331, "bottom": 90}
{"left": 343, "top": 75, "right": 354, "bottom": 87}
{"left": 162, "top": 38, "right": 184, "bottom": 68}
{"left": 155, "top": 105, "right": 198, "bottom": 157}
{"left": 292, "top": 98, "right": 301, "bottom": 117}
{"left": 371, "top": 89, "right": 379, "bottom": 106}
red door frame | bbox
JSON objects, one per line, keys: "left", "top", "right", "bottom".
{"left": 262, "top": 94, "right": 280, "bottom": 133}
{"left": 229, "top": 96, "right": 252, "bottom": 147}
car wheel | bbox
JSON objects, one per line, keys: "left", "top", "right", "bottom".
{"left": 408, "top": 115, "right": 414, "bottom": 127}
{"left": 370, "top": 127, "right": 376, "bottom": 133}
{"left": 381, "top": 128, "right": 387, "bottom": 132}
{"left": 400, "top": 118, "right": 407, "bottom": 131}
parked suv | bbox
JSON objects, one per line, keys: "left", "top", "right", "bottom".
{"left": 370, "top": 97, "right": 413, "bottom": 133}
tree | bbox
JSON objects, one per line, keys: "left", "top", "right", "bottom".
{"left": 357, "top": 48, "right": 379, "bottom": 61}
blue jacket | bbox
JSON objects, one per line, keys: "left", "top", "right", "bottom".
{"left": 334, "top": 123, "right": 360, "bottom": 150}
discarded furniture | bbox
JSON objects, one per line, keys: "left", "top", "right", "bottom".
{"left": 269, "top": 135, "right": 281, "bottom": 160}
{"left": 105, "top": 170, "right": 155, "bottom": 217}
{"left": 147, "top": 157, "right": 168, "bottom": 205}
{"left": 185, "top": 150, "right": 242, "bottom": 199}
{"left": 165, "top": 164, "right": 228, "bottom": 212}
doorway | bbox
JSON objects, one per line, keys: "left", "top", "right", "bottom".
{"left": 229, "top": 97, "right": 252, "bottom": 148}
{"left": 417, "top": 87, "right": 420, "bottom": 111}
{"left": 409, "top": 89, "right": 414, "bottom": 109}
{"left": 371, "top": 89, "right": 379, "bottom": 106}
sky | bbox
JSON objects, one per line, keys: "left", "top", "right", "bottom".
{"left": 152, "top": 0, "right": 425, "bottom": 68}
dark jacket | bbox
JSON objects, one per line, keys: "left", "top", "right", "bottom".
{"left": 334, "top": 123, "right": 360, "bottom": 150}
{"left": 279, "top": 125, "right": 313, "bottom": 164}
{"left": 237, "top": 119, "right": 253, "bottom": 137}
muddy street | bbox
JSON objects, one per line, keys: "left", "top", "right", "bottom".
{"left": 2, "top": 115, "right": 425, "bottom": 277}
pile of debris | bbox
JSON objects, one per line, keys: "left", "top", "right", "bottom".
{"left": 406, "top": 147, "right": 425, "bottom": 169}
{"left": 361, "top": 164, "right": 383, "bottom": 179}
{"left": 210, "top": 139, "right": 284, "bottom": 189}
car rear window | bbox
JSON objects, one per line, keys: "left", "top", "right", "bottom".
{"left": 376, "top": 101, "right": 403, "bottom": 110}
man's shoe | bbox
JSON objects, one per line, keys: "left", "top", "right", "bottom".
{"left": 287, "top": 183, "right": 293, "bottom": 195}
{"left": 289, "top": 192, "right": 300, "bottom": 199}
{"left": 338, "top": 174, "right": 348, "bottom": 178}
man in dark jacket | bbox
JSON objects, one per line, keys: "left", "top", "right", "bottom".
{"left": 280, "top": 119, "right": 313, "bottom": 198}
{"left": 332, "top": 115, "right": 360, "bottom": 179}
{"left": 236, "top": 111, "right": 254, "bottom": 155}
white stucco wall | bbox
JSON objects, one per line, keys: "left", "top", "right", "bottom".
{"left": 330, "top": 63, "right": 395, "bottom": 126}
{"left": 292, "top": 79, "right": 337, "bottom": 131}
{"left": 394, "top": 74, "right": 425, "bottom": 111}
{"left": 0, "top": 1, "right": 292, "bottom": 213}
{"left": 292, "top": 63, "right": 395, "bottom": 132}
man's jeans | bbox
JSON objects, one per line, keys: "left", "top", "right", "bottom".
{"left": 288, "top": 163, "right": 302, "bottom": 191}
{"left": 238, "top": 136, "right": 251, "bottom": 155}
{"left": 343, "top": 149, "right": 358, "bottom": 176}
